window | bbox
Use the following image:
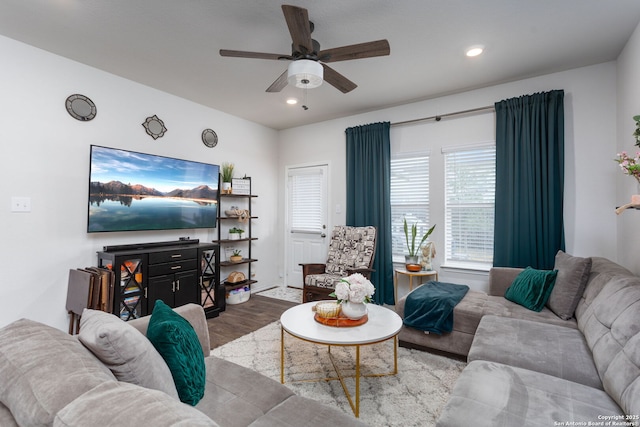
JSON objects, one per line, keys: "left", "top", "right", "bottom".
{"left": 390, "top": 153, "right": 430, "bottom": 261}
{"left": 288, "top": 167, "right": 326, "bottom": 234}
{"left": 443, "top": 144, "right": 495, "bottom": 269}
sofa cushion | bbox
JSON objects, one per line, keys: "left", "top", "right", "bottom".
{"left": 0, "top": 319, "right": 115, "bottom": 427}
{"left": 78, "top": 309, "right": 179, "bottom": 400}
{"left": 436, "top": 360, "right": 624, "bottom": 427}
{"left": 147, "top": 300, "right": 206, "bottom": 406}
{"left": 53, "top": 381, "right": 218, "bottom": 427}
{"left": 578, "top": 276, "right": 640, "bottom": 416}
{"left": 0, "top": 401, "right": 18, "bottom": 427}
{"left": 197, "top": 356, "right": 295, "bottom": 427}
{"left": 482, "top": 296, "right": 578, "bottom": 329}
{"left": 468, "top": 315, "right": 602, "bottom": 389}
{"left": 248, "top": 395, "right": 367, "bottom": 427}
{"left": 575, "top": 257, "right": 634, "bottom": 324}
{"left": 547, "top": 251, "right": 592, "bottom": 320}
{"left": 504, "top": 267, "right": 557, "bottom": 311}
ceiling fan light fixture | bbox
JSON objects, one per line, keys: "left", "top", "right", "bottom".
{"left": 288, "top": 59, "right": 323, "bottom": 89}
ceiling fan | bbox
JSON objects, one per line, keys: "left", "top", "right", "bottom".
{"left": 219, "top": 4, "right": 390, "bottom": 94}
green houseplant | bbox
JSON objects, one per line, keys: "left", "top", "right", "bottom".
{"left": 403, "top": 217, "right": 436, "bottom": 270}
{"left": 228, "top": 227, "right": 244, "bottom": 240}
{"left": 221, "top": 162, "right": 234, "bottom": 193}
{"left": 230, "top": 249, "right": 242, "bottom": 262}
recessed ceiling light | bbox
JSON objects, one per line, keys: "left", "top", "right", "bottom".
{"left": 286, "top": 98, "right": 298, "bottom": 105}
{"left": 466, "top": 46, "right": 484, "bottom": 57}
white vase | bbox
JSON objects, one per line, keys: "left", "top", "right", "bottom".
{"left": 341, "top": 301, "right": 367, "bottom": 320}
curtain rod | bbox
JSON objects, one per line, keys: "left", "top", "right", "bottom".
{"left": 391, "top": 105, "right": 495, "bottom": 127}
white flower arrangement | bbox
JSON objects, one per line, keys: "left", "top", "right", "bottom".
{"left": 330, "top": 273, "right": 375, "bottom": 304}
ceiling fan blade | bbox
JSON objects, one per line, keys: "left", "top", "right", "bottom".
{"left": 282, "top": 5, "right": 313, "bottom": 54}
{"left": 266, "top": 70, "right": 289, "bottom": 93}
{"left": 220, "top": 49, "right": 292, "bottom": 61}
{"left": 319, "top": 39, "right": 390, "bottom": 63}
{"left": 321, "top": 64, "right": 357, "bottom": 93}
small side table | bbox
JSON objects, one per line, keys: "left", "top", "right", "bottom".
{"left": 394, "top": 268, "right": 439, "bottom": 303}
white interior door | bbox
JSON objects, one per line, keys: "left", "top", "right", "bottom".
{"left": 285, "top": 164, "right": 329, "bottom": 288}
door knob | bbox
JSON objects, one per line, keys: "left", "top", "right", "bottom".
{"left": 321, "top": 233, "right": 326, "bottom": 238}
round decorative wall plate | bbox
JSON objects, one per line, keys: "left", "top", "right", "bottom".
{"left": 142, "top": 115, "right": 167, "bottom": 140}
{"left": 202, "top": 129, "right": 218, "bottom": 148}
{"left": 65, "top": 94, "right": 97, "bottom": 121}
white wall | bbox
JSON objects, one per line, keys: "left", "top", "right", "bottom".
{"left": 278, "top": 61, "right": 619, "bottom": 294}
{"left": 0, "top": 35, "right": 280, "bottom": 330}
{"left": 616, "top": 21, "right": 640, "bottom": 274}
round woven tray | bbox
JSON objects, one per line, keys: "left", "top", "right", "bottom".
{"left": 314, "top": 313, "right": 368, "bottom": 327}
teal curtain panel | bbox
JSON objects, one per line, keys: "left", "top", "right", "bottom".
{"left": 493, "top": 90, "right": 565, "bottom": 269}
{"left": 345, "top": 122, "right": 394, "bottom": 304}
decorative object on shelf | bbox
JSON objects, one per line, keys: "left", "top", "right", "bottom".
{"left": 224, "top": 207, "right": 250, "bottom": 222}
{"left": 231, "top": 178, "right": 251, "bottom": 195}
{"left": 225, "top": 271, "right": 246, "bottom": 285}
{"left": 615, "top": 151, "right": 640, "bottom": 184}
{"left": 229, "top": 249, "right": 242, "bottom": 262}
{"left": 329, "top": 273, "right": 375, "bottom": 320}
{"left": 226, "top": 285, "right": 250, "bottom": 304}
{"left": 65, "top": 94, "right": 97, "bottom": 121}
{"left": 403, "top": 217, "right": 436, "bottom": 271}
{"left": 201, "top": 129, "right": 218, "bottom": 148}
{"left": 228, "top": 227, "right": 244, "bottom": 240}
{"left": 614, "top": 115, "right": 640, "bottom": 214}
{"left": 221, "top": 162, "right": 234, "bottom": 194}
{"left": 142, "top": 115, "right": 167, "bottom": 140}
{"left": 420, "top": 241, "right": 436, "bottom": 271}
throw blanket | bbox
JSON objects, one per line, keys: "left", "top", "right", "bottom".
{"left": 403, "top": 282, "right": 469, "bottom": 334}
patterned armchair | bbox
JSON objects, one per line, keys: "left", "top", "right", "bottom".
{"left": 301, "top": 225, "right": 377, "bottom": 303}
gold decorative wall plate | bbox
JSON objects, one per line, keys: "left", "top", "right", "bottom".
{"left": 142, "top": 115, "right": 167, "bottom": 140}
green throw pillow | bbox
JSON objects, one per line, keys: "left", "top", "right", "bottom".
{"left": 504, "top": 267, "right": 558, "bottom": 312}
{"left": 147, "top": 300, "right": 205, "bottom": 405}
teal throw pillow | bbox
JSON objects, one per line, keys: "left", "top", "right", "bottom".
{"left": 146, "top": 300, "right": 205, "bottom": 405}
{"left": 504, "top": 267, "right": 558, "bottom": 312}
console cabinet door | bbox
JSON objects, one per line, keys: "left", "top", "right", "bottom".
{"left": 147, "top": 274, "right": 175, "bottom": 310}
{"left": 174, "top": 270, "right": 198, "bottom": 307}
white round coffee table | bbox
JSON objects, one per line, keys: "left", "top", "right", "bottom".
{"left": 280, "top": 302, "right": 402, "bottom": 417}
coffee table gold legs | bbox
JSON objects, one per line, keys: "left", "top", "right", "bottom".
{"left": 280, "top": 327, "right": 398, "bottom": 418}
{"left": 280, "top": 326, "right": 284, "bottom": 384}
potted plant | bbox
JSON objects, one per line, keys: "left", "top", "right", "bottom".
{"left": 229, "top": 249, "right": 242, "bottom": 262}
{"left": 221, "top": 162, "right": 234, "bottom": 194}
{"left": 403, "top": 217, "right": 436, "bottom": 271}
{"left": 228, "top": 227, "right": 244, "bottom": 240}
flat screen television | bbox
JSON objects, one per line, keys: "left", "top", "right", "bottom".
{"left": 87, "top": 145, "right": 219, "bottom": 233}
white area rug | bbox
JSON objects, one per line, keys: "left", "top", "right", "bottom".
{"left": 212, "top": 321, "right": 465, "bottom": 427}
{"left": 255, "top": 286, "right": 302, "bottom": 303}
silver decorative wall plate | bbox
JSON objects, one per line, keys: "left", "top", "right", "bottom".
{"left": 142, "top": 115, "right": 167, "bottom": 140}
{"left": 66, "top": 94, "right": 97, "bottom": 121}
{"left": 202, "top": 129, "right": 218, "bottom": 147}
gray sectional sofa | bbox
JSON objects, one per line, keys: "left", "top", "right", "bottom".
{"left": 0, "top": 304, "right": 366, "bottom": 427}
{"left": 397, "top": 254, "right": 640, "bottom": 426}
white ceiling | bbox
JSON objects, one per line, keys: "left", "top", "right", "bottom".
{"left": 1, "top": 1, "right": 639, "bottom": 130}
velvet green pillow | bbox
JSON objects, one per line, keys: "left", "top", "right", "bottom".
{"left": 147, "top": 300, "right": 205, "bottom": 406}
{"left": 504, "top": 267, "right": 558, "bottom": 312}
